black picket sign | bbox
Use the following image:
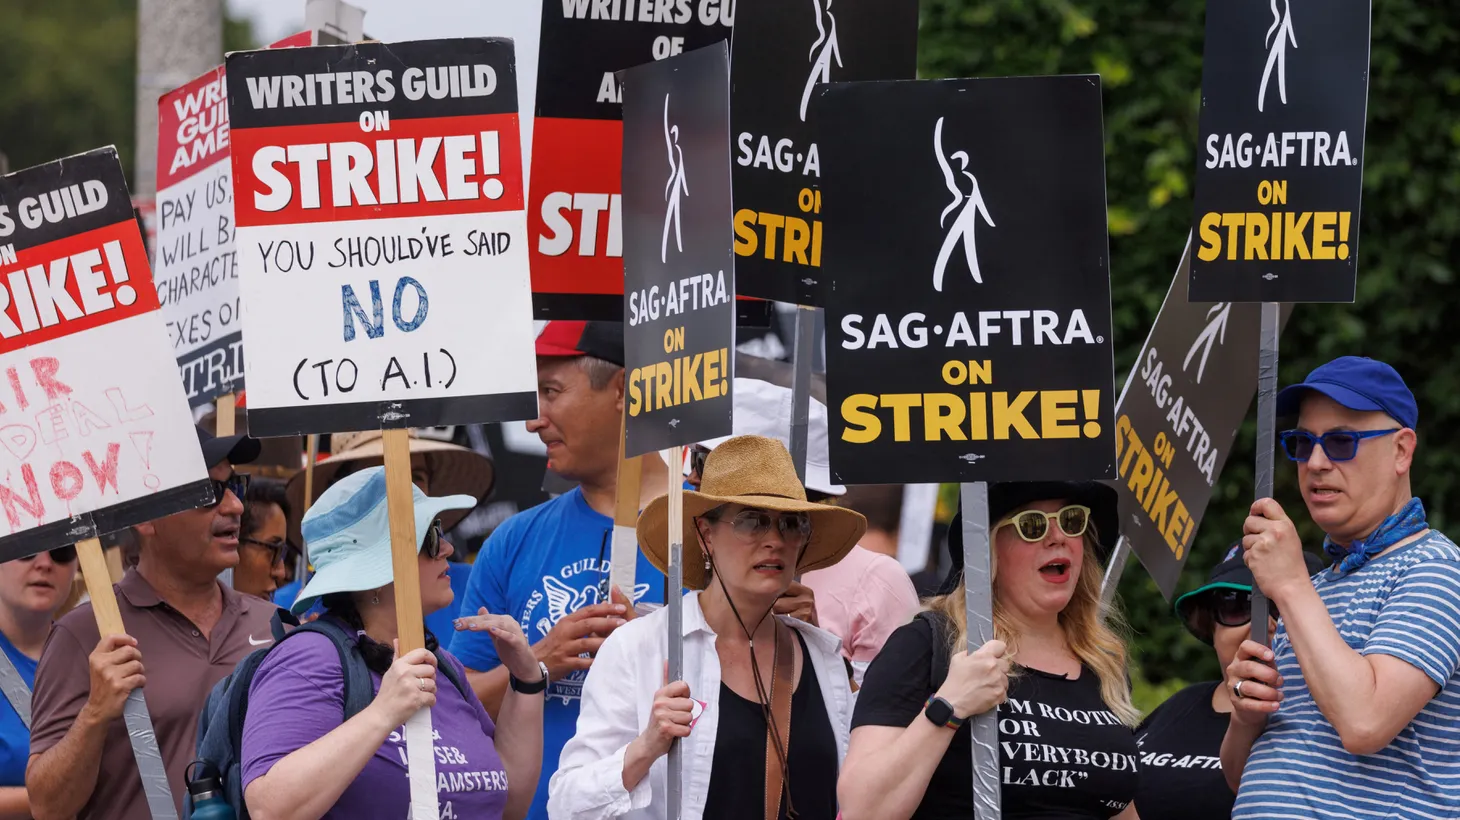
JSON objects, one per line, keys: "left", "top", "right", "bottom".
{"left": 1188, "top": 0, "right": 1371, "bottom": 304}
{"left": 816, "top": 77, "right": 1116, "bottom": 485}
{"left": 620, "top": 43, "right": 736, "bottom": 457}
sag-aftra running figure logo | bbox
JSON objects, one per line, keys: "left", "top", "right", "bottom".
{"left": 1258, "top": 0, "right": 1297, "bottom": 112}
{"left": 932, "top": 116, "right": 995, "bottom": 292}
{"left": 662, "top": 94, "right": 689, "bottom": 264}
{"left": 799, "top": 0, "right": 843, "bottom": 122}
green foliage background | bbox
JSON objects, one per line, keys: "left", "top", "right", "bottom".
{"left": 2, "top": 0, "right": 1457, "bottom": 709}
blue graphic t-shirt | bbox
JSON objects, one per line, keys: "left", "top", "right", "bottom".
{"left": 0, "top": 631, "right": 37, "bottom": 787}
{"left": 453, "top": 487, "right": 665, "bottom": 820}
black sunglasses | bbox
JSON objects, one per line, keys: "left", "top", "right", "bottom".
{"left": 1211, "top": 589, "right": 1280, "bottom": 628}
{"left": 210, "top": 473, "right": 250, "bottom": 508}
{"left": 689, "top": 446, "right": 712, "bottom": 480}
{"left": 18, "top": 546, "right": 77, "bottom": 564}
{"left": 422, "top": 519, "right": 447, "bottom": 559}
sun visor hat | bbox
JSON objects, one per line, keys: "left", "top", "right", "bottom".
{"left": 290, "top": 467, "right": 476, "bottom": 616}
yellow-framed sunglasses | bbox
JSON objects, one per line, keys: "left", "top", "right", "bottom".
{"left": 994, "top": 505, "right": 1091, "bottom": 542}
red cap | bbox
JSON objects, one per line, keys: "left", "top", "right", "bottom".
{"left": 535, "top": 321, "right": 624, "bottom": 366}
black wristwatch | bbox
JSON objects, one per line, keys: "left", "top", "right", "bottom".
{"left": 923, "top": 695, "right": 966, "bottom": 730}
{"left": 510, "top": 662, "right": 550, "bottom": 695}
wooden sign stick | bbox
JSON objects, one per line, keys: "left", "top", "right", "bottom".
{"left": 382, "top": 429, "right": 438, "bottom": 819}
{"left": 77, "top": 536, "right": 178, "bottom": 820}
{"left": 298, "top": 433, "right": 320, "bottom": 583}
{"left": 215, "top": 393, "right": 236, "bottom": 437}
{"left": 610, "top": 415, "right": 643, "bottom": 600}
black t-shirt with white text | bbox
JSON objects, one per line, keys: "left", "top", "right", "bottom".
{"left": 1132, "top": 681, "right": 1233, "bottom": 820}
{"left": 852, "top": 616, "right": 1140, "bottom": 819}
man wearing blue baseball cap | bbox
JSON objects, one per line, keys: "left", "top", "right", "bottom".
{"left": 1221, "top": 357, "right": 1460, "bottom": 819}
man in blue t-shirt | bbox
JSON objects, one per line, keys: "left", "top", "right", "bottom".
{"left": 0, "top": 545, "right": 78, "bottom": 812}
{"left": 453, "top": 320, "right": 669, "bottom": 820}
{"left": 1223, "top": 357, "right": 1460, "bottom": 819}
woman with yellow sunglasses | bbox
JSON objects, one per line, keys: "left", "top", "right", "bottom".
{"left": 840, "top": 481, "right": 1141, "bottom": 820}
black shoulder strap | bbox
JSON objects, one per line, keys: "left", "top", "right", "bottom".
{"left": 434, "top": 649, "right": 474, "bottom": 702}
{"left": 292, "top": 617, "right": 376, "bottom": 720}
{"left": 917, "top": 611, "right": 953, "bottom": 690}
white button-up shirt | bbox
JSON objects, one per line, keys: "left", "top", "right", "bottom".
{"left": 547, "top": 590, "right": 853, "bottom": 819}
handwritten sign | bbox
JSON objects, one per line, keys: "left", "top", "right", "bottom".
{"left": 226, "top": 38, "right": 539, "bottom": 437}
{"left": 0, "top": 148, "right": 211, "bottom": 559}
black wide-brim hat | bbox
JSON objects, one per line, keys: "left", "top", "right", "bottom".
{"left": 1175, "top": 543, "right": 1327, "bottom": 643}
{"left": 937, "top": 480, "right": 1120, "bottom": 596}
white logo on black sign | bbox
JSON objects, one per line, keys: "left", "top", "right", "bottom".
{"left": 933, "top": 116, "right": 995, "bottom": 292}
{"left": 1183, "top": 302, "right": 1230, "bottom": 384}
{"left": 798, "top": 0, "right": 844, "bottom": 122}
{"left": 1258, "top": 0, "right": 1297, "bottom": 113}
{"left": 662, "top": 94, "right": 689, "bottom": 264}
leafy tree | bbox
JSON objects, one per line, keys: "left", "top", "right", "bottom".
{"left": 919, "top": 0, "right": 1460, "bottom": 689}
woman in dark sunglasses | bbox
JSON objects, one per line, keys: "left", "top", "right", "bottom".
{"left": 235, "top": 478, "right": 293, "bottom": 602}
{"left": 0, "top": 545, "right": 78, "bottom": 804}
{"left": 1131, "top": 544, "right": 1325, "bottom": 820}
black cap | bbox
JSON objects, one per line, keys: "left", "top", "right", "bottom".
{"left": 535, "top": 321, "right": 625, "bottom": 367}
{"left": 1174, "top": 542, "right": 1328, "bottom": 643}
{"left": 938, "top": 480, "right": 1120, "bottom": 596}
{"left": 196, "top": 425, "right": 261, "bottom": 469}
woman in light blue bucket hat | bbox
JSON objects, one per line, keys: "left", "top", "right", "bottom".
{"left": 238, "top": 466, "right": 546, "bottom": 820}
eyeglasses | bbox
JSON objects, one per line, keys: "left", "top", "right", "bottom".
{"left": 994, "top": 505, "right": 1091, "bottom": 543}
{"left": 689, "top": 446, "right": 712, "bottom": 480}
{"left": 18, "top": 546, "right": 77, "bottom": 564}
{"left": 1211, "top": 589, "right": 1280, "bottom": 627}
{"left": 704, "top": 508, "right": 813, "bottom": 548}
{"left": 422, "top": 519, "right": 448, "bottom": 560}
{"left": 1279, "top": 429, "right": 1399, "bottom": 462}
{"left": 241, "top": 538, "right": 287, "bottom": 565}
{"left": 209, "top": 473, "right": 250, "bottom": 508}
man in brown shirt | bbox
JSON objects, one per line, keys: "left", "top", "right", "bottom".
{"left": 26, "top": 428, "right": 280, "bottom": 820}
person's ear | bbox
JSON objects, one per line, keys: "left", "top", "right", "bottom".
{"left": 613, "top": 368, "right": 626, "bottom": 413}
{"left": 1394, "top": 428, "right": 1417, "bottom": 476}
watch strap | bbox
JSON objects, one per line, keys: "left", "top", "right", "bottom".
{"left": 510, "top": 662, "right": 550, "bottom": 695}
{"left": 924, "top": 695, "right": 966, "bottom": 729}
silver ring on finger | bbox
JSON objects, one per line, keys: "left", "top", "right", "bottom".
{"left": 418, "top": 677, "right": 428, "bottom": 692}
{"left": 1234, "top": 680, "right": 1246, "bottom": 699}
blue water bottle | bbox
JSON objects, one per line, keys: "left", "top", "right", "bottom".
{"left": 185, "top": 760, "right": 236, "bottom": 820}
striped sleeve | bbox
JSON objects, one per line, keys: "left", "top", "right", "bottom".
{"left": 1364, "top": 556, "right": 1460, "bottom": 687}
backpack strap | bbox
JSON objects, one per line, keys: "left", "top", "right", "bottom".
{"left": 916, "top": 611, "right": 953, "bottom": 690}
{"left": 293, "top": 617, "right": 376, "bottom": 721}
{"left": 433, "top": 648, "right": 474, "bottom": 703}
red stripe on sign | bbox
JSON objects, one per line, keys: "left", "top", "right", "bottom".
{"left": 0, "top": 221, "right": 160, "bottom": 355}
{"left": 156, "top": 66, "right": 231, "bottom": 190}
{"left": 528, "top": 117, "right": 625, "bottom": 296}
{"left": 230, "top": 113, "right": 524, "bottom": 227}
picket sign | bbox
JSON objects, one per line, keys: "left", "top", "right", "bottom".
{"left": 610, "top": 416, "right": 642, "bottom": 597}
{"left": 958, "top": 484, "right": 1000, "bottom": 819}
{"left": 663, "top": 446, "right": 685, "bottom": 820}
{"left": 1249, "top": 304, "right": 1281, "bottom": 646}
{"left": 382, "top": 429, "right": 438, "bottom": 819}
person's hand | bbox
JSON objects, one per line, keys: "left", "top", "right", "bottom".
{"left": 1242, "top": 499, "right": 1310, "bottom": 603}
{"left": 774, "top": 582, "right": 818, "bottom": 626}
{"left": 1226, "top": 639, "right": 1282, "bottom": 728}
{"left": 631, "top": 665, "right": 695, "bottom": 763}
{"left": 935, "top": 639, "right": 1010, "bottom": 720}
{"left": 532, "top": 601, "right": 629, "bottom": 679}
{"left": 367, "top": 642, "right": 438, "bottom": 730}
{"left": 81, "top": 635, "right": 145, "bottom": 723}
{"left": 456, "top": 607, "right": 540, "bottom": 682}
{"left": 609, "top": 585, "right": 640, "bottom": 620}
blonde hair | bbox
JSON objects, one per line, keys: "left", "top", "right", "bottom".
{"left": 927, "top": 526, "right": 1141, "bottom": 727}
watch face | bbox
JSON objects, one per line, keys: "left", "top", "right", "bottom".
{"left": 925, "top": 697, "right": 954, "bottom": 726}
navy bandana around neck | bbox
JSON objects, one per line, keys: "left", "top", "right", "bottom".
{"left": 1323, "top": 497, "right": 1428, "bottom": 574}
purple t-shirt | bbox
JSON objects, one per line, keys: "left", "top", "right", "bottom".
{"left": 240, "top": 629, "right": 509, "bottom": 820}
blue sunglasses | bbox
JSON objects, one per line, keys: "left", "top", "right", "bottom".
{"left": 1279, "top": 428, "right": 1399, "bottom": 462}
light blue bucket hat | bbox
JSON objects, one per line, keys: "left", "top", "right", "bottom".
{"left": 291, "top": 466, "right": 477, "bottom": 617}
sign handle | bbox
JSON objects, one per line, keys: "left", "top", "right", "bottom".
{"left": 382, "top": 429, "right": 438, "bottom": 820}
{"left": 1098, "top": 535, "right": 1132, "bottom": 611}
{"left": 959, "top": 483, "right": 1000, "bottom": 820}
{"left": 1250, "top": 302, "right": 1281, "bottom": 647}
{"left": 664, "top": 447, "right": 684, "bottom": 820}
{"left": 78, "top": 537, "right": 178, "bottom": 820}
{"left": 610, "top": 415, "right": 643, "bottom": 599}
{"left": 787, "top": 305, "right": 817, "bottom": 484}
{"left": 298, "top": 433, "right": 320, "bottom": 584}
{"left": 214, "top": 393, "right": 236, "bottom": 437}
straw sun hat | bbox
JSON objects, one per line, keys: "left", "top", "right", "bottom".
{"left": 637, "top": 435, "right": 867, "bottom": 590}
{"left": 285, "top": 428, "right": 494, "bottom": 548}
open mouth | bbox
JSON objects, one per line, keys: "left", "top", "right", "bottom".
{"left": 752, "top": 560, "right": 785, "bottom": 575}
{"left": 213, "top": 524, "right": 240, "bottom": 545}
{"left": 1309, "top": 486, "right": 1341, "bottom": 499}
{"left": 1038, "top": 559, "right": 1071, "bottom": 582}
{"left": 26, "top": 581, "right": 54, "bottom": 592}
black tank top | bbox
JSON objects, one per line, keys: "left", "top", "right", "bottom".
{"left": 703, "top": 630, "right": 839, "bottom": 820}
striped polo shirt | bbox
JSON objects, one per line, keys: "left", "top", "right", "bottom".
{"left": 1233, "top": 531, "right": 1460, "bottom": 819}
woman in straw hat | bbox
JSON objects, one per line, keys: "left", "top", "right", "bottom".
{"left": 548, "top": 435, "right": 865, "bottom": 820}
{"left": 240, "top": 466, "right": 544, "bottom": 820}
{"left": 839, "top": 482, "right": 1141, "bottom": 820}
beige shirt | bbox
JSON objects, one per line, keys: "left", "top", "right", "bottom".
{"left": 30, "top": 569, "right": 278, "bottom": 819}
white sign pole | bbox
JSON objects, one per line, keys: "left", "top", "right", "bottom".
{"left": 664, "top": 446, "right": 684, "bottom": 820}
